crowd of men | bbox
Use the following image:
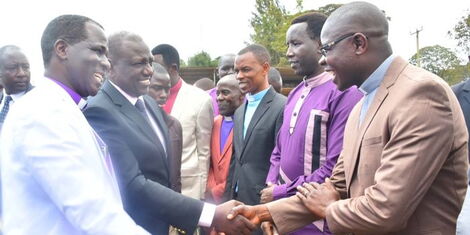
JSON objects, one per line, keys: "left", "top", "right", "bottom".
{"left": 0, "top": 1, "right": 469, "bottom": 235}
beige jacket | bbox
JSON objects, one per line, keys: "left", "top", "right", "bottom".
{"left": 171, "top": 80, "right": 213, "bottom": 199}
{"left": 267, "top": 57, "right": 469, "bottom": 235}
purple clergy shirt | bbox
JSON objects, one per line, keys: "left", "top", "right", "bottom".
{"left": 208, "top": 87, "right": 219, "bottom": 116}
{"left": 265, "top": 72, "right": 362, "bottom": 234}
{"left": 48, "top": 77, "right": 115, "bottom": 179}
{"left": 219, "top": 116, "right": 233, "bottom": 153}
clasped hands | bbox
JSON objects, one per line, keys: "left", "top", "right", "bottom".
{"left": 221, "top": 179, "right": 339, "bottom": 234}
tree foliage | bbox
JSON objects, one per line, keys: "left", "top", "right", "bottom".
{"left": 250, "top": 1, "right": 342, "bottom": 66}
{"left": 410, "top": 45, "right": 462, "bottom": 83}
{"left": 186, "top": 51, "right": 218, "bottom": 67}
{"left": 250, "top": 0, "right": 287, "bottom": 65}
{"left": 448, "top": 10, "right": 470, "bottom": 56}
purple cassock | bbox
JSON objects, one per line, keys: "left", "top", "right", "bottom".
{"left": 265, "top": 72, "right": 362, "bottom": 235}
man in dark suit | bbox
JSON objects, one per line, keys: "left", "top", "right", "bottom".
{"left": 149, "top": 62, "right": 182, "bottom": 193}
{"left": 84, "top": 31, "right": 255, "bottom": 235}
{"left": 224, "top": 44, "right": 286, "bottom": 213}
{"left": 453, "top": 77, "right": 470, "bottom": 161}
{"left": 0, "top": 45, "right": 33, "bottom": 126}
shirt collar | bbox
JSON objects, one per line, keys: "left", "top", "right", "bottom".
{"left": 246, "top": 86, "right": 270, "bottom": 102}
{"left": 303, "top": 72, "right": 333, "bottom": 88}
{"left": 109, "top": 80, "right": 141, "bottom": 105}
{"left": 359, "top": 54, "right": 395, "bottom": 95}
{"left": 48, "top": 77, "right": 87, "bottom": 109}
{"left": 2, "top": 89, "right": 27, "bottom": 102}
{"left": 170, "top": 77, "right": 183, "bottom": 94}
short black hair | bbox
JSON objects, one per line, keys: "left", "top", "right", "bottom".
{"left": 152, "top": 62, "right": 169, "bottom": 75}
{"left": 40, "top": 14, "right": 103, "bottom": 67}
{"left": 237, "top": 44, "right": 271, "bottom": 64}
{"left": 108, "top": 31, "right": 144, "bottom": 64}
{"left": 0, "top": 45, "right": 21, "bottom": 66}
{"left": 291, "top": 12, "right": 327, "bottom": 40}
{"left": 151, "top": 44, "right": 180, "bottom": 70}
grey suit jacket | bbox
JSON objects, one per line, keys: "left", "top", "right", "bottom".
{"left": 224, "top": 87, "right": 286, "bottom": 206}
{"left": 84, "top": 81, "right": 203, "bottom": 235}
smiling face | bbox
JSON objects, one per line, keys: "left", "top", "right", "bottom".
{"left": 286, "top": 22, "right": 322, "bottom": 77}
{"left": 234, "top": 52, "right": 269, "bottom": 94}
{"left": 65, "top": 22, "right": 110, "bottom": 97}
{"left": 0, "top": 48, "right": 31, "bottom": 95}
{"left": 319, "top": 26, "right": 360, "bottom": 91}
{"left": 109, "top": 39, "right": 153, "bottom": 97}
{"left": 216, "top": 74, "right": 244, "bottom": 116}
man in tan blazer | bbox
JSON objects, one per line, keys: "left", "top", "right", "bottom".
{"left": 152, "top": 44, "right": 213, "bottom": 201}
{"left": 227, "top": 2, "right": 469, "bottom": 235}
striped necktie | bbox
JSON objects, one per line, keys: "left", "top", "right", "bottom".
{"left": 0, "top": 95, "right": 13, "bottom": 123}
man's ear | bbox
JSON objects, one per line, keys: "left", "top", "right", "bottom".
{"left": 169, "top": 63, "right": 178, "bottom": 75}
{"left": 353, "top": 33, "right": 368, "bottom": 55}
{"left": 262, "top": 62, "right": 270, "bottom": 75}
{"left": 54, "top": 39, "right": 69, "bottom": 61}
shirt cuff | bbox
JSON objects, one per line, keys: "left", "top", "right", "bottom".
{"left": 198, "top": 202, "right": 216, "bottom": 227}
{"left": 272, "top": 184, "right": 287, "bottom": 200}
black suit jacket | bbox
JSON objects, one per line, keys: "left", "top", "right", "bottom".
{"left": 84, "top": 81, "right": 203, "bottom": 235}
{"left": 453, "top": 79, "right": 470, "bottom": 162}
{"left": 224, "top": 87, "right": 286, "bottom": 206}
{"left": 162, "top": 112, "right": 183, "bottom": 192}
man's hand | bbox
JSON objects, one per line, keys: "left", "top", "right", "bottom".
{"left": 226, "top": 204, "right": 273, "bottom": 226}
{"left": 261, "top": 221, "right": 275, "bottom": 235}
{"left": 212, "top": 200, "right": 256, "bottom": 235}
{"left": 296, "top": 178, "right": 340, "bottom": 218}
{"left": 260, "top": 184, "right": 275, "bottom": 203}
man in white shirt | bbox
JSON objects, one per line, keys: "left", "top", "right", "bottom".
{"left": 0, "top": 14, "right": 149, "bottom": 235}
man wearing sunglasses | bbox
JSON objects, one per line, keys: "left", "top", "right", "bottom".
{"left": 227, "top": 2, "right": 468, "bottom": 235}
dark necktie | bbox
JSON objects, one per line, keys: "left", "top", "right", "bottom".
{"left": 0, "top": 96, "right": 13, "bottom": 123}
{"left": 135, "top": 99, "right": 151, "bottom": 124}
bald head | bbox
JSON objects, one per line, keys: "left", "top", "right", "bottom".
{"left": 317, "top": 2, "right": 393, "bottom": 91}
{"left": 217, "top": 74, "right": 244, "bottom": 117}
{"left": 194, "top": 77, "right": 214, "bottom": 91}
{"left": 108, "top": 31, "right": 147, "bottom": 64}
{"left": 323, "top": 1, "right": 389, "bottom": 39}
{"left": 218, "top": 54, "right": 236, "bottom": 78}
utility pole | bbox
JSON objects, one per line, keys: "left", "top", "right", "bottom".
{"left": 410, "top": 27, "right": 423, "bottom": 67}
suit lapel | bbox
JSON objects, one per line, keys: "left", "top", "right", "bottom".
{"left": 345, "top": 57, "right": 408, "bottom": 189}
{"left": 102, "top": 81, "right": 157, "bottom": 142}
{"left": 219, "top": 130, "right": 233, "bottom": 164}
{"left": 235, "top": 102, "right": 246, "bottom": 160}
{"left": 240, "top": 88, "right": 275, "bottom": 160}
{"left": 143, "top": 96, "right": 170, "bottom": 170}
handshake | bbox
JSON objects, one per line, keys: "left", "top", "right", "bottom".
{"left": 211, "top": 179, "right": 340, "bottom": 235}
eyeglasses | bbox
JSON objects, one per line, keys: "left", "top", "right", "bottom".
{"left": 318, "top": 32, "right": 356, "bottom": 57}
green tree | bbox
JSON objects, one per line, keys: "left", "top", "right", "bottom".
{"left": 448, "top": 10, "right": 470, "bottom": 56}
{"left": 250, "top": 1, "right": 342, "bottom": 66}
{"left": 410, "top": 45, "right": 462, "bottom": 83}
{"left": 180, "top": 59, "right": 187, "bottom": 67}
{"left": 250, "top": 0, "right": 287, "bottom": 65}
{"left": 441, "top": 63, "right": 470, "bottom": 85}
{"left": 187, "top": 51, "right": 218, "bottom": 67}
